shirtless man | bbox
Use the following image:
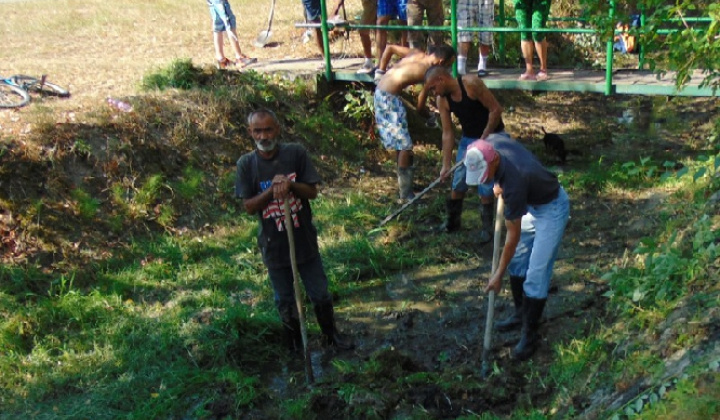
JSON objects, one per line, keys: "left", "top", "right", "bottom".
{"left": 374, "top": 44, "right": 456, "bottom": 199}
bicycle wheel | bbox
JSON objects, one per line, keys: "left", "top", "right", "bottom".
{"left": 0, "top": 83, "right": 30, "bottom": 108}
{"left": 13, "top": 75, "right": 70, "bottom": 98}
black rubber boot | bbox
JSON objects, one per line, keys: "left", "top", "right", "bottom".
{"left": 495, "top": 276, "right": 525, "bottom": 332}
{"left": 278, "top": 304, "right": 302, "bottom": 354}
{"left": 512, "top": 296, "right": 546, "bottom": 361}
{"left": 480, "top": 202, "right": 494, "bottom": 243}
{"left": 397, "top": 166, "right": 415, "bottom": 200}
{"left": 314, "top": 301, "right": 355, "bottom": 350}
{"left": 440, "top": 198, "right": 463, "bottom": 232}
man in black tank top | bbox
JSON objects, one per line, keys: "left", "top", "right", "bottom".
{"left": 424, "top": 65, "right": 506, "bottom": 241}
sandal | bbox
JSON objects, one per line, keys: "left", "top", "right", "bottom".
{"left": 236, "top": 57, "right": 258, "bottom": 68}
{"left": 518, "top": 72, "right": 536, "bottom": 81}
{"left": 536, "top": 71, "right": 549, "bottom": 81}
{"left": 216, "top": 57, "right": 232, "bottom": 69}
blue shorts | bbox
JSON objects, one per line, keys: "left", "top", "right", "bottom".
{"left": 374, "top": 89, "right": 413, "bottom": 151}
{"left": 302, "top": 0, "right": 322, "bottom": 21}
{"left": 452, "top": 134, "right": 510, "bottom": 196}
{"left": 378, "top": 0, "right": 408, "bottom": 20}
{"left": 208, "top": 0, "right": 237, "bottom": 32}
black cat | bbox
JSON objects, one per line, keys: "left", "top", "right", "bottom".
{"left": 541, "top": 127, "right": 568, "bottom": 164}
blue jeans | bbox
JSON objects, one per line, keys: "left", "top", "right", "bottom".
{"left": 520, "top": 187, "right": 570, "bottom": 299}
{"left": 507, "top": 213, "right": 536, "bottom": 278}
{"left": 452, "top": 132, "right": 511, "bottom": 197}
{"left": 267, "top": 255, "right": 332, "bottom": 310}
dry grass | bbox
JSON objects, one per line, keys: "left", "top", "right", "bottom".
{"left": 0, "top": 0, "right": 366, "bottom": 126}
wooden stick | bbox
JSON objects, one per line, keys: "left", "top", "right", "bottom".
{"left": 283, "top": 200, "right": 314, "bottom": 385}
{"left": 481, "top": 195, "right": 505, "bottom": 377}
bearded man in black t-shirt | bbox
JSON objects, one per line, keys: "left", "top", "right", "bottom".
{"left": 235, "top": 109, "right": 354, "bottom": 353}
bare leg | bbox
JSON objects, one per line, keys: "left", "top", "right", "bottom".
{"left": 376, "top": 16, "right": 391, "bottom": 64}
{"left": 315, "top": 27, "right": 324, "bottom": 56}
{"left": 535, "top": 39, "right": 548, "bottom": 73}
{"left": 399, "top": 20, "right": 408, "bottom": 47}
{"left": 213, "top": 32, "right": 226, "bottom": 61}
{"left": 228, "top": 28, "right": 245, "bottom": 59}
{"left": 398, "top": 149, "right": 413, "bottom": 168}
{"left": 521, "top": 39, "right": 536, "bottom": 76}
{"left": 360, "top": 29, "right": 373, "bottom": 60}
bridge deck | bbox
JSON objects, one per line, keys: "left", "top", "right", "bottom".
{"left": 245, "top": 57, "right": 717, "bottom": 97}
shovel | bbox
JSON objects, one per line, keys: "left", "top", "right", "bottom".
{"left": 481, "top": 195, "right": 505, "bottom": 378}
{"left": 254, "top": 0, "right": 276, "bottom": 48}
{"left": 283, "top": 200, "right": 315, "bottom": 385}
{"left": 378, "top": 160, "right": 464, "bottom": 227}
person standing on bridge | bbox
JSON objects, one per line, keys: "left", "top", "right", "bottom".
{"left": 406, "top": 0, "right": 445, "bottom": 52}
{"left": 515, "top": 0, "right": 552, "bottom": 81}
{"left": 235, "top": 109, "right": 354, "bottom": 353}
{"left": 456, "top": 0, "right": 495, "bottom": 77}
{"left": 206, "top": 0, "right": 257, "bottom": 69}
{"left": 374, "top": 45, "right": 456, "bottom": 200}
{"left": 423, "top": 65, "right": 505, "bottom": 239}
{"left": 465, "top": 136, "right": 570, "bottom": 361}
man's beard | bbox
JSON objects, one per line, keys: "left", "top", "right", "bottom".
{"left": 255, "top": 139, "right": 277, "bottom": 152}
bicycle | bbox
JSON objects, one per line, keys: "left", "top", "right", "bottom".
{"left": 0, "top": 74, "right": 70, "bottom": 109}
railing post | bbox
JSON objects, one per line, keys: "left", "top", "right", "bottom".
{"left": 319, "top": 0, "right": 332, "bottom": 81}
{"left": 499, "top": 0, "right": 506, "bottom": 65}
{"left": 451, "top": 0, "right": 458, "bottom": 77}
{"left": 605, "top": 0, "right": 615, "bottom": 95}
{"left": 639, "top": 6, "right": 646, "bottom": 70}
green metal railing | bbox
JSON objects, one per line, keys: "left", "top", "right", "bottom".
{"left": 300, "top": 0, "right": 713, "bottom": 96}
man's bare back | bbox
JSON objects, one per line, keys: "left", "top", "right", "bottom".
{"left": 376, "top": 51, "right": 442, "bottom": 95}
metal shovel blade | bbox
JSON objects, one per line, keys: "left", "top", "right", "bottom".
{"left": 254, "top": 30, "right": 272, "bottom": 48}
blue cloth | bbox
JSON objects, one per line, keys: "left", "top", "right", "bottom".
{"left": 208, "top": 0, "right": 236, "bottom": 32}
{"left": 507, "top": 213, "right": 536, "bottom": 278}
{"left": 378, "top": 0, "right": 408, "bottom": 20}
{"left": 520, "top": 187, "right": 570, "bottom": 299}
{"left": 374, "top": 89, "right": 413, "bottom": 151}
{"left": 302, "top": 0, "right": 322, "bottom": 21}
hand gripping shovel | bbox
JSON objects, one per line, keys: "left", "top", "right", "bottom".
{"left": 254, "top": 0, "right": 276, "bottom": 47}
{"left": 481, "top": 195, "right": 505, "bottom": 378}
{"left": 283, "top": 200, "right": 315, "bottom": 385}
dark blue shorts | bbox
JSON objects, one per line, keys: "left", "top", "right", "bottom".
{"left": 378, "top": 0, "right": 408, "bottom": 20}
{"left": 302, "top": 0, "right": 322, "bottom": 21}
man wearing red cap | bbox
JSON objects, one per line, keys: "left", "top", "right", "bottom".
{"left": 465, "top": 134, "right": 570, "bottom": 360}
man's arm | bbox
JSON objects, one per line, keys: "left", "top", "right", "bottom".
{"left": 378, "top": 44, "right": 413, "bottom": 71}
{"left": 464, "top": 76, "right": 503, "bottom": 139}
{"left": 437, "top": 96, "right": 455, "bottom": 180}
{"left": 485, "top": 217, "right": 521, "bottom": 294}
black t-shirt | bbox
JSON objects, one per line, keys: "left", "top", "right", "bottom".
{"left": 235, "top": 143, "right": 322, "bottom": 269}
{"left": 445, "top": 76, "right": 505, "bottom": 138}
{"left": 492, "top": 136, "right": 560, "bottom": 221}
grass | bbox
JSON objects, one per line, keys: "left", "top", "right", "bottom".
{"left": 2, "top": 0, "right": 720, "bottom": 417}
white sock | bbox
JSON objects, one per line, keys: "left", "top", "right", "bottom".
{"left": 457, "top": 56, "right": 467, "bottom": 75}
{"left": 478, "top": 55, "right": 488, "bottom": 70}
{"left": 364, "top": 58, "right": 373, "bottom": 67}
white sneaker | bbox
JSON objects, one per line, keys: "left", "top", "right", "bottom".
{"left": 327, "top": 15, "right": 346, "bottom": 25}
{"left": 356, "top": 60, "right": 375, "bottom": 74}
